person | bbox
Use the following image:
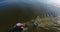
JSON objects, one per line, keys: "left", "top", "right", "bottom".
{"left": 8, "top": 22, "right": 24, "bottom": 32}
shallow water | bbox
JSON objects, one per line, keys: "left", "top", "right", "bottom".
{"left": 0, "top": 0, "right": 60, "bottom": 32}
